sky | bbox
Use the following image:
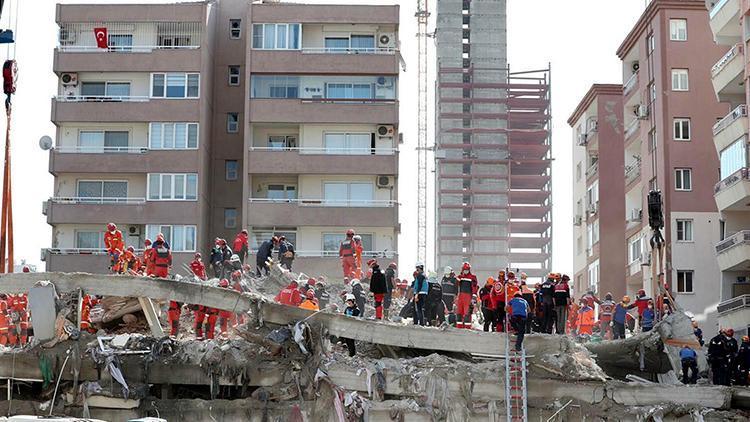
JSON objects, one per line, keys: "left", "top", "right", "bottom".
{"left": 0, "top": 0, "right": 647, "bottom": 272}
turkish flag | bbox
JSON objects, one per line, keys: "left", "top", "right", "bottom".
{"left": 94, "top": 27, "right": 108, "bottom": 49}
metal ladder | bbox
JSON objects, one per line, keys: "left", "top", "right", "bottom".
{"left": 504, "top": 325, "right": 528, "bottom": 421}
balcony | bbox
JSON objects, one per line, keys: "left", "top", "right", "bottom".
{"left": 715, "top": 230, "right": 750, "bottom": 271}
{"left": 709, "top": 0, "right": 742, "bottom": 45}
{"left": 585, "top": 162, "right": 598, "bottom": 180}
{"left": 711, "top": 44, "right": 744, "bottom": 103}
{"left": 714, "top": 167, "right": 750, "bottom": 211}
{"left": 717, "top": 294, "right": 750, "bottom": 334}
{"left": 51, "top": 96, "right": 200, "bottom": 122}
{"left": 49, "top": 148, "right": 199, "bottom": 175}
{"left": 625, "top": 162, "right": 641, "bottom": 186}
{"left": 249, "top": 48, "right": 399, "bottom": 75}
{"left": 45, "top": 198, "right": 200, "bottom": 225}
{"left": 713, "top": 104, "right": 748, "bottom": 153}
{"left": 43, "top": 249, "right": 194, "bottom": 274}
{"left": 624, "top": 119, "right": 640, "bottom": 141}
{"left": 247, "top": 147, "right": 398, "bottom": 175}
{"left": 246, "top": 198, "right": 398, "bottom": 227}
{"left": 623, "top": 72, "right": 638, "bottom": 98}
{"left": 248, "top": 98, "right": 398, "bottom": 124}
{"left": 54, "top": 48, "right": 201, "bottom": 73}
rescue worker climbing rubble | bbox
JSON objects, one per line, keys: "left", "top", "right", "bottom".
{"left": 104, "top": 223, "right": 124, "bottom": 273}
{"left": 232, "top": 229, "right": 249, "bottom": 264}
{"left": 455, "top": 262, "right": 477, "bottom": 329}
{"left": 217, "top": 279, "right": 234, "bottom": 335}
{"left": 368, "top": 259, "right": 387, "bottom": 320}
{"left": 190, "top": 253, "right": 207, "bottom": 280}
{"left": 339, "top": 229, "right": 356, "bottom": 278}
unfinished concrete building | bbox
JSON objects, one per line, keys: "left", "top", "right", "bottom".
{"left": 435, "top": 0, "right": 551, "bottom": 281}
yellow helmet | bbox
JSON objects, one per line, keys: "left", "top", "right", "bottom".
{"left": 622, "top": 295, "right": 631, "bottom": 304}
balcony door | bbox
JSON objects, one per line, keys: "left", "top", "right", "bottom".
{"left": 78, "top": 131, "right": 129, "bottom": 153}
{"left": 77, "top": 180, "right": 128, "bottom": 203}
{"left": 323, "top": 182, "right": 373, "bottom": 206}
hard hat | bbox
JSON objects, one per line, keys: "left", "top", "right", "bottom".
{"left": 307, "top": 278, "right": 316, "bottom": 286}
{"left": 622, "top": 295, "right": 631, "bottom": 304}
{"left": 241, "top": 229, "right": 248, "bottom": 235}
{"left": 195, "top": 252, "right": 202, "bottom": 259}
{"left": 156, "top": 233, "right": 165, "bottom": 242}
{"left": 561, "top": 274, "right": 570, "bottom": 281}
{"left": 345, "top": 293, "right": 356, "bottom": 302}
{"left": 605, "top": 292, "right": 613, "bottom": 300}
{"left": 637, "top": 289, "right": 646, "bottom": 297}
{"left": 415, "top": 262, "right": 424, "bottom": 269}
{"left": 219, "top": 279, "right": 229, "bottom": 288}
{"left": 219, "top": 238, "right": 227, "bottom": 246}
{"left": 230, "top": 254, "right": 240, "bottom": 263}
{"left": 367, "top": 259, "right": 377, "bottom": 268}
{"left": 351, "top": 278, "right": 361, "bottom": 286}
{"left": 353, "top": 235, "right": 362, "bottom": 241}
{"left": 279, "top": 235, "right": 286, "bottom": 241}
{"left": 485, "top": 277, "right": 495, "bottom": 286}
{"left": 389, "top": 262, "right": 398, "bottom": 269}
{"left": 346, "top": 229, "right": 355, "bottom": 236}
{"left": 520, "top": 272, "right": 527, "bottom": 280}
{"left": 444, "top": 266, "right": 453, "bottom": 275}
{"left": 507, "top": 271, "right": 516, "bottom": 279}
{"left": 305, "top": 289, "right": 315, "bottom": 299}
{"left": 144, "top": 238, "right": 152, "bottom": 246}
{"left": 725, "top": 328, "right": 735, "bottom": 336}
{"left": 127, "top": 246, "right": 135, "bottom": 252}
{"left": 21, "top": 266, "right": 30, "bottom": 273}
{"left": 107, "top": 223, "right": 117, "bottom": 232}
{"left": 231, "top": 270, "right": 242, "bottom": 280}
{"left": 742, "top": 335, "right": 749, "bottom": 343}
{"left": 462, "top": 262, "right": 471, "bottom": 272}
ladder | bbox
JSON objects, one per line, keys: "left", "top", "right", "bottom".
{"left": 504, "top": 324, "right": 528, "bottom": 421}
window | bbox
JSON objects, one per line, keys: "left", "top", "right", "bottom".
{"left": 225, "top": 160, "right": 238, "bottom": 181}
{"left": 673, "top": 118, "right": 691, "bottom": 141}
{"left": 671, "top": 69, "right": 689, "bottom": 91}
{"left": 676, "top": 219, "right": 693, "bottom": 242}
{"left": 326, "top": 83, "right": 373, "bottom": 99}
{"left": 268, "top": 135, "right": 297, "bottom": 149}
{"left": 674, "top": 168, "right": 692, "bottom": 191}
{"left": 147, "top": 173, "right": 198, "bottom": 200}
{"left": 145, "top": 225, "right": 196, "bottom": 252}
{"left": 250, "top": 75, "right": 395, "bottom": 100}
{"left": 586, "top": 225, "right": 594, "bottom": 256}
{"left": 76, "top": 231, "right": 104, "bottom": 249}
{"left": 676, "top": 270, "right": 694, "bottom": 293}
{"left": 648, "top": 129, "right": 657, "bottom": 153}
{"left": 323, "top": 233, "right": 372, "bottom": 256}
{"left": 324, "top": 35, "right": 375, "bottom": 52}
{"left": 325, "top": 37, "right": 349, "bottom": 52}
{"left": 629, "top": 236, "right": 643, "bottom": 264}
{"left": 81, "top": 82, "right": 131, "bottom": 98}
{"left": 587, "top": 180, "right": 599, "bottom": 210}
{"left": 266, "top": 184, "right": 297, "bottom": 200}
{"left": 224, "top": 208, "right": 237, "bottom": 229}
{"left": 151, "top": 73, "right": 200, "bottom": 98}
{"left": 108, "top": 34, "right": 133, "bottom": 51}
{"left": 230, "top": 19, "right": 242, "bottom": 39}
{"left": 227, "top": 113, "right": 239, "bottom": 133}
{"left": 228, "top": 66, "right": 240, "bottom": 86}
{"left": 77, "top": 180, "right": 128, "bottom": 202}
{"left": 588, "top": 260, "right": 600, "bottom": 291}
{"left": 324, "top": 133, "right": 371, "bottom": 155}
{"left": 720, "top": 137, "right": 747, "bottom": 179}
{"left": 647, "top": 33, "right": 655, "bottom": 54}
{"left": 576, "top": 162, "right": 582, "bottom": 181}
{"left": 323, "top": 182, "right": 375, "bottom": 206}
{"left": 592, "top": 220, "right": 599, "bottom": 245}
{"left": 78, "top": 131, "right": 129, "bottom": 152}
{"left": 670, "top": 19, "right": 687, "bottom": 41}
{"left": 149, "top": 123, "right": 198, "bottom": 149}
{"left": 251, "top": 23, "right": 301, "bottom": 49}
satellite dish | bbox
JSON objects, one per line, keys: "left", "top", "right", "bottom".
{"left": 39, "top": 135, "right": 53, "bottom": 151}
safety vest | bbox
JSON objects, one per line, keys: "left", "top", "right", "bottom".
{"left": 104, "top": 231, "right": 124, "bottom": 252}
{"left": 340, "top": 240, "right": 354, "bottom": 257}
{"left": 599, "top": 300, "right": 615, "bottom": 318}
{"left": 190, "top": 260, "right": 206, "bottom": 279}
{"left": 154, "top": 246, "right": 171, "bottom": 268}
{"left": 578, "top": 307, "right": 595, "bottom": 326}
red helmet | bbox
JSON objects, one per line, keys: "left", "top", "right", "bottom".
{"left": 389, "top": 262, "right": 397, "bottom": 269}
{"left": 305, "top": 289, "right": 315, "bottom": 299}
{"left": 637, "top": 289, "right": 646, "bottom": 297}
{"left": 219, "top": 279, "right": 229, "bottom": 288}
{"left": 231, "top": 270, "right": 242, "bottom": 280}
{"left": 367, "top": 259, "right": 377, "bottom": 268}
{"left": 195, "top": 252, "right": 202, "bottom": 259}
{"left": 107, "top": 223, "right": 117, "bottom": 232}
{"left": 462, "top": 262, "right": 471, "bottom": 272}
{"left": 144, "top": 238, "right": 152, "bottom": 246}
{"left": 241, "top": 229, "right": 248, "bottom": 235}
{"left": 127, "top": 246, "right": 135, "bottom": 253}
{"left": 22, "top": 266, "right": 30, "bottom": 273}
{"left": 307, "top": 278, "right": 316, "bottom": 286}
{"left": 218, "top": 238, "right": 227, "bottom": 246}
{"left": 726, "top": 328, "right": 735, "bottom": 337}
{"left": 346, "top": 229, "right": 355, "bottom": 237}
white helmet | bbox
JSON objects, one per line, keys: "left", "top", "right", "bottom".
{"left": 415, "top": 262, "right": 424, "bottom": 269}
{"left": 345, "top": 293, "right": 356, "bottom": 302}
{"left": 444, "top": 266, "right": 453, "bottom": 275}
{"left": 230, "top": 254, "right": 240, "bottom": 263}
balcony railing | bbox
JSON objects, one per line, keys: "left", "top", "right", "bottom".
{"left": 45, "top": 247, "right": 145, "bottom": 255}
{"left": 248, "top": 146, "right": 398, "bottom": 155}
{"left": 54, "top": 146, "right": 148, "bottom": 154}
{"left": 625, "top": 162, "right": 641, "bottom": 184}
{"left": 709, "top": 0, "right": 733, "bottom": 19}
{"left": 624, "top": 119, "right": 640, "bottom": 140}
{"left": 299, "top": 98, "right": 397, "bottom": 105}
{"left": 301, "top": 47, "right": 397, "bottom": 55}
{"left": 58, "top": 22, "right": 202, "bottom": 52}
{"left": 585, "top": 162, "right": 598, "bottom": 178}
{"left": 713, "top": 104, "right": 747, "bottom": 136}
{"left": 296, "top": 250, "right": 396, "bottom": 258}
{"left": 714, "top": 167, "right": 749, "bottom": 194}
{"left": 623, "top": 72, "right": 638, "bottom": 96}
{"left": 717, "top": 294, "right": 750, "bottom": 314}
{"left": 715, "top": 230, "right": 750, "bottom": 254}
{"left": 55, "top": 95, "right": 150, "bottom": 102}
{"left": 248, "top": 198, "right": 398, "bottom": 208}
{"left": 49, "top": 197, "right": 147, "bottom": 205}
{"left": 711, "top": 43, "right": 742, "bottom": 77}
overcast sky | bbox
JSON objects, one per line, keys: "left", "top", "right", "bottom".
{"left": 1, "top": 0, "right": 646, "bottom": 272}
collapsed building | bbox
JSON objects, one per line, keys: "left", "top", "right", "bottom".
{"left": 0, "top": 266, "right": 748, "bottom": 421}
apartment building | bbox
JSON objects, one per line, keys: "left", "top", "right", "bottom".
{"left": 568, "top": 85, "right": 627, "bottom": 299}
{"left": 44, "top": 0, "right": 400, "bottom": 278}
{"left": 434, "top": 0, "right": 552, "bottom": 282}
{"left": 707, "top": 0, "right": 750, "bottom": 337}
{"left": 615, "top": 0, "right": 727, "bottom": 330}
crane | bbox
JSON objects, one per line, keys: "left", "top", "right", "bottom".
{"left": 415, "top": 0, "right": 430, "bottom": 265}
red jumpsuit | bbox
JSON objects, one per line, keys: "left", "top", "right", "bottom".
{"left": 104, "top": 230, "right": 124, "bottom": 271}
{"left": 190, "top": 259, "right": 206, "bottom": 280}
{"left": 195, "top": 305, "right": 219, "bottom": 339}
{"left": 143, "top": 248, "right": 156, "bottom": 276}
{"left": 275, "top": 282, "right": 302, "bottom": 306}
{"left": 339, "top": 238, "right": 356, "bottom": 278}
{"left": 0, "top": 298, "right": 10, "bottom": 346}
{"left": 353, "top": 239, "right": 364, "bottom": 279}
{"left": 490, "top": 283, "right": 506, "bottom": 332}
{"left": 80, "top": 295, "right": 99, "bottom": 334}
{"left": 455, "top": 272, "right": 478, "bottom": 329}
{"left": 218, "top": 286, "right": 233, "bottom": 335}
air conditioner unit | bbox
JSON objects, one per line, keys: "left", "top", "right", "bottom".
{"left": 128, "top": 226, "right": 141, "bottom": 236}
{"left": 378, "top": 33, "right": 396, "bottom": 48}
{"left": 376, "top": 175, "right": 394, "bottom": 188}
{"left": 376, "top": 76, "right": 393, "bottom": 87}
{"left": 61, "top": 73, "right": 78, "bottom": 86}
{"left": 577, "top": 133, "right": 588, "bottom": 146}
{"left": 632, "top": 61, "right": 640, "bottom": 73}
{"left": 377, "top": 125, "right": 395, "bottom": 137}
{"left": 573, "top": 215, "right": 583, "bottom": 226}
{"left": 636, "top": 104, "right": 649, "bottom": 119}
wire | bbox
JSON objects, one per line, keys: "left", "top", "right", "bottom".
{"left": 11, "top": 0, "right": 17, "bottom": 59}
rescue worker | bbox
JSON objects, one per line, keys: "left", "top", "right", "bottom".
{"left": 455, "top": 262, "right": 477, "bottom": 329}
{"left": 339, "top": 230, "right": 357, "bottom": 278}
{"left": 680, "top": 345, "right": 699, "bottom": 384}
{"left": 275, "top": 280, "right": 302, "bottom": 306}
{"left": 351, "top": 278, "right": 366, "bottom": 317}
{"left": 736, "top": 335, "right": 750, "bottom": 386}
{"left": 612, "top": 296, "right": 634, "bottom": 340}
{"left": 693, "top": 321, "right": 705, "bottom": 346}
{"left": 490, "top": 275, "right": 506, "bottom": 332}
{"left": 277, "top": 235, "right": 296, "bottom": 270}
{"left": 726, "top": 328, "right": 739, "bottom": 385}
{"left": 194, "top": 304, "right": 219, "bottom": 340}
{"left": 232, "top": 229, "right": 249, "bottom": 264}
{"left": 539, "top": 275, "right": 556, "bottom": 334}
{"left": 596, "top": 293, "right": 616, "bottom": 340}
{"left": 315, "top": 281, "right": 331, "bottom": 310}
{"left": 641, "top": 300, "right": 656, "bottom": 332}
{"left": 118, "top": 246, "right": 140, "bottom": 275}
{"left": 425, "top": 273, "right": 445, "bottom": 326}
{"left": 634, "top": 289, "right": 652, "bottom": 330}
{"left": 0, "top": 295, "right": 9, "bottom": 346}
{"left": 412, "top": 263, "right": 428, "bottom": 326}
{"left": 519, "top": 278, "right": 536, "bottom": 334}
{"left": 151, "top": 234, "right": 172, "bottom": 278}
{"left": 440, "top": 267, "right": 458, "bottom": 326}
{"left": 368, "top": 259, "right": 388, "bottom": 320}
{"left": 506, "top": 292, "right": 529, "bottom": 351}
{"left": 255, "top": 236, "right": 278, "bottom": 276}
{"left": 352, "top": 235, "right": 364, "bottom": 279}
{"left": 228, "top": 254, "right": 243, "bottom": 275}
{"left": 567, "top": 299, "right": 580, "bottom": 336}
{"left": 190, "top": 253, "right": 207, "bottom": 280}
{"left": 210, "top": 238, "right": 224, "bottom": 278}
{"left": 383, "top": 262, "right": 397, "bottom": 319}
{"left": 299, "top": 289, "right": 320, "bottom": 311}
{"left": 79, "top": 294, "right": 99, "bottom": 334}
{"left": 576, "top": 299, "right": 595, "bottom": 338}
{"left": 217, "top": 279, "right": 234, "bottom": 335}
{"left": 104, "top": 223, "right": 124, "bottom": 272}
{"left": 142, "top": 238, "right": 154, "bottom": 275}
{"left": 342, "top": 294, "right": 360, "bottom": 356}
{"left": 708, "top": 329, "right": 732, "bottom": 386}
{"left": 553, "top": 274, "right": 571, "bottom": 335}
{"left": 479, "top": 278, "right": 496, "bottom": 332}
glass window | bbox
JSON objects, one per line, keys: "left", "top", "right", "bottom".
{"left": 671, "top": 69, "right": 689, "bottom": 91}
{"left": 186, "top": 174, "right": 197, "bottom": 200}
{"left": 224, "top": 208, "right": 237, "bottom": 229}
{"left": 227, "top": 113, "right": 239, "bottom": 133}
{"left": 106, "top": 83, "right": 130, "bottom": 97}
{"left": 276, "top": 24, "right": 287, "bottom": 49}
{"left": 152, "top": 73, "right": 199, "bottom": 98}
{"left": 351, "top": 35, "right": 375, "bottom": 52}
{"left": 105, "top": 131, "right": 128, "bottom": 150}
{"left": 187, "top": 124, "right": 198, "bottom": 148}
{"left": 77, "top": 180, "right": 127, "bottom": 202}
{"left": 676, "top": 219, "right": 693, "bottom": 242}
{"left": 326, "top": 83, "right": 349, "bottom": 98}
{"left": 146, "top": 225, "right": 197, "bottom": 252}
{"left": 225, "top": 160, "right": 238, "bottom": 181}
{"left": 187, "top": 74, "right": 200, "bottom": 97}
{"left": 151, "top": 74, "right": 165, "bottom": 97}
{"left": 268, "top": 135, "right": 296, "bottom": 149}
{"left": 81, "top": 82, "right": 105, "bottom": 96}
{"left": 266, "top": 184, "right": 296, "bottom": 200}
{"left": 228, "top": 66, "right": 240, "bottom": 86}
{"left": 174, "top": 174, "right": 185, "bottom": 199}
{"left": 78, "top": 131, "right": 104, "bottom": 152}
{"left": 629, "top": 237, "right": 642, "bottom": 263}
{"left": 350, "top": 183, "right": 374, "bottom": 205}
{"left": 149, "top": 123, "right": 199, "bottom": 150}
{"left": 323, "top": 183, "right": 348, "bottom": 206}
{"left": 253, "top": 23, "right": 300, "bottom": 49}
{"left": 289, "top": 24, "right": 300, "bottom": 49}
{"left": 325, "top": 37, "right": 349, "bottom": 53}
{"left": 324, "top": 133, "right": 371, "bottom": 155}
{"left": 230, "top": 19, "right": 242, "bottom": 39}
{"left": 670, "top": 19, "right": 687, "bottom": 41}
{"left": 263, "top": 24, "right": 275, "bottom": 49}
{"left": 323, "top": 233, "right": 372, "bottom": 255}
{"left": 323, "top": 182, "right": 374, "bottom": 206}
{"left": 353, "top": 84, "right": 373, "bottom": 99}
{"left": 147, "top": 173, "right": 198, "bottom": 201}
{"left": 675, "top": 168, "right": 692, "bottom": 191}
{"left": 676, "top": 270, "right": 693, "bottom": 293}
{"left": 673, "top": 118, "right": 690, "bottom": 141}
{"left": 166, "top": 73, "right": 184, "bottom": 97}
{"left": 252, "top": 24, "right": 262, "bottom": 47}
{"left": 76, "top": 231, "right": 103, "bottom": 249}
{"left": 108, "top": 34, "right": 133, "bottom": 51}
{"left": 720, "top": 137, "right": 747, "bottom": 179}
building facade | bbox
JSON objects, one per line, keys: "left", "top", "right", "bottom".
{"left": 434, "top": 0, "right": 551, "bottom": 281}
{"left": 568, "top": 85, "right": 627, "bottom": 299}
{"left": 45, "top": 0, "right": 400, "bottom": 278}
{"left": 615, "top": 0, "right": 727, "bottom": 330}
{"left": 707, "top": 0, "right": 750, "bottom": 336}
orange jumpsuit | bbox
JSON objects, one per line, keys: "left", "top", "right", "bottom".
{"left": 576, "top": 306, "right": 595, "bottom": 336}
{"left": 9, "top": 294, "right": 29, "bottom": 345}
{"left": 195, "top": 305, "right": 219, "bottom": 339}
{"left": 143, "top": 248, "right": 156, "bottom": 276}
{"left": 567, "top": 302, "right": 580, "bottom": 335}
{"left": 190, "top": 259, "right": 207, "bottom": 280}
{"left": 80, "top": 295, "right": 99, "bottom": 334}
{"left": 118, "top": 250, "right": 141, "bottom": 275}
{"left": 353, "top": 239, "right": 364, "bottom": 279}
{"left": 217, "top": 285, "right": 233, "bottom": 335}
{"left": 0, "top": 298, "right": 9, "bottom": 346}
{"left": 339, "top": 238, "right": 356, "bottom": 278}
{"left": 104, "top": 230, "right": 124, "bottom": 271}
{"left": 299, "top": 299, "right": 320, "bottom": 311}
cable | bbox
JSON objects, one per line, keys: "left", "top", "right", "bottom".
{"left": 49, "top": 349, "right": 72, "bottom": 416}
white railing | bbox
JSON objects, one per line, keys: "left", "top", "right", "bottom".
{"left": 623, "top": 72, "right": 638, "bottom": 96}
{"left": 628, "top": 257, "right": 643, "bottom": 276}
{"left": 299, "top": 98, "right": 397, "bottom": 105}
{"left": 585, "top": 162, "right": 598, "bottom": 178}
{"left": 711, "top": 43, "right": 742, "bottom": 77}
{"left": 295, "top": 250, "right": 397, "bottom": 258}
{"left": 248, "top": 146, "right": 398, "bottom": 155}
{"left": 49, "top": 197, "right": 146, "bottom": 205}
{"left": 709, "top": 0, "right": 732, "bottom": 19}
{"left": 715, "top": 230, "right": 750, "bottom": 254}
{"left": 46, "top": 247, "right": 145, "bottom": 255}
{"left": 247, "top": 198, "right": 398, "bottom": 207}
{"left": 58, "top": 22, "right": 202, "bottom": 52}
{"left": 625, "top": 162, "right": 641, "bottom": 184}
{"left": 55, "top": 95, "right": 150, "bottom": 102}
{"left": 301, "top": 47, "right": 397, "bottom": 55}
{"left": 717, "top": 294, "right": 750, "bottom": 314}
{"left": 713, "top": 104, "right": 747, "bottom": 136}
{"left": 624, "top": 119, "right": 640, "bottom": 140}
{"left": 54, "top": 146, "right": 148, "bottom": 154}
{"left": 714, "top": 167, "right": 750, "bottom": 194}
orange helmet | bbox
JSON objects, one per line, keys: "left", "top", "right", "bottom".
{"left": 622, "top": 295, "right": 631, "bottom": 304}
{"left": 485, "top": 277, "right": 495, "bottom": 286}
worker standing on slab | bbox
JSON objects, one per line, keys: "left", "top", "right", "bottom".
{"left": 78, "top": 294, "right": 98, "bottom": 335}
{"left": 342, "top": 293, "right": 360, "bottom": 356}
{"left": 506, "top": 292, "right": 529, "bottom": 351}
{"left": 142, "top": 238, "right": 154, "bottom": 275}
{"left": 217, "top": 278, "right": 234, "bottom": 335}
{"left": 612, "top": 296, "right": 634, "bottom": 340}
{"left": 736, "top": 336, "right": 750, "bottom": 386}
{"left": 595, "top": 293, "right": 615, "bottom": 340}
{"left": 726, "top": 329, "right": 739, "bottom": 385}
{"left": 299, "top": 289, "right": 319, "bottom": 311}
{"left": 680, "top": 345, "right": 698, "bottom": 384}
{"left": 104, "top": 223, "right": 124, "bottom": 273}
{"left": 633, "top": 289, "right": 652, "bottom": 331}
{"left": 479, "top": 277, "right": 496, "bottom": 332}
{"left": 275, "top": 280, "right": 302, "bottom": 306}
{"left": 519, "top": 276, "right": 535, "bottom": 334}
{"left": 575, "top": 299, "right": 595, "bottom": 339}
{"left": 412, "top": 263, "right": 428, "bottom": 326}
{"left": 339, "top": 229, "right": 356, "bottom": 278}
{"left": 368, "top": 259, "right": 387, "bottom": 320}
{"left": 440, "top": 266, "right": 457, "bottom": 326}
{"left": 553, "top": 274, "right": 571, "bottom": 335}
{"left": 232, "top": 229, "right": 249, "bottom": 264}
{"left": 352, "top": 235, "right": 364, "bottom": 279}
{"left": 315, "top": 280, "right": 330, "bottom": 310}
{"left": 351, "top": 278, "right": 366, "bottom": 317}
{"left": 425, "top": 273, "right": 444, "bottom": 326}
{"left": 490, "top": 276, "right": 505, "bottom": 332}
{"left": 190, "top": 253, "right": 207, "bottom": 280}
{"left": 255, "top": 236, "right": 278, "bottom": 277}
{"left": 708, "top": 329, "right": 732, "bottom": 386}
{"left": 641, "top": 300, "right": 656, "bottom": 332}
{"left": 539, "top": 274, "right": 555, "bottom": 334}
{"left": 277, "top": 235, "right": 295, "bottom": 270}
{"left": 383, "top": 262, "right": 397, "bottom": 319}
{"left": 455, "top": 262, "right": 477, "bottom": 329}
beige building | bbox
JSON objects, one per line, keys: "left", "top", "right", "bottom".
{"left": 44, "top": 0, "right": 400, "bottom": 278}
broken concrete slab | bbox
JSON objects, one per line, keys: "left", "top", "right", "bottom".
{"left": 27, "top": 281, "right": 57, "bottom": 342}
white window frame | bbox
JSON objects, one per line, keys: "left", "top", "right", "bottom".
{"left": 676, "top": 270, "right": 694, "bottom": 294}
{"left": 629, "top": 236, "right": 643, "bottom": 264}
{"left": 673, "top": 118, "right": 691, "bottom": 141}
{"left": 77, "top": 130, "right": 130, "bottom": 152}
{"left": 147, "top": 173, "right": 198, "bottom": 201}
{"left": 145, "top": 224, "right": 197, "bottom": 252}
{"left": 251, "top": 23, "right": 301, "bottom": 50}
{"left": 224, "top": 208, "right": 237, "bottom": 229}
{"left": 75, "top": 230, "right": 105, "bottom": 249}
{"left": 228, "top": 66, "right": 240, "bottom": 86}
{"left": 676, "top": 219, "right": 693, "bottom": 242}
{"left": 76, "top": 179, "right": 129, "bottom": 201}
{"left": 587, "top": 259, "right": 600, "bottom": 291}
{"left": 322, "top": 181, "right": 375, "bottom": 206}
{"left": 671, "top": 69, "right": 689, "bottom": 91}
{"left": 669, "top": 19, "right": 687, "bottom": 41}
{"left": 674, "top": 168, "right": 692, "bottom": 191}
{"left": 148, "top": 122, "right": 199, "bottom": 150}
{"left": 227, "top": 113, "right": 239, "bottom": 133}
{"left": 230, "top": 19, "right": 242, "bottom": 39}
{"left": 323, "top": 132, "right": 372, "bottom": 155}
{"left": 225, "top": 160, "right": 238, "bottom": 181}
{"left": 150, "top": 73, "right": 200, "bottom": 99}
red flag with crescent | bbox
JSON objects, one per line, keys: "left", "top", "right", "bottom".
{"left": 94, "top": 27, "right": 108, "bottom": 49}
